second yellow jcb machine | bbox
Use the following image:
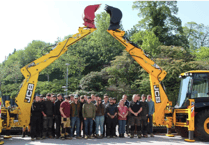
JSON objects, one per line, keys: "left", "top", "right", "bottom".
{"left": 105, "top": 4, "right": 209, "bottom": 142}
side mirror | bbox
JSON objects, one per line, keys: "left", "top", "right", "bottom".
{"left": 104, "top": 5, "right": 122, "bottom": 30}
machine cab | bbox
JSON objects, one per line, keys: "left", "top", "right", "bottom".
{"left": 176, "top": 71, "right": 209, "bottom": 109}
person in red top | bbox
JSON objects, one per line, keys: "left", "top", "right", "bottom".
{"left": 117, "top": 99, "right": 129, "bottom": 138}
{"left": 60, "top": 95, "right": 71, "bottom": 140}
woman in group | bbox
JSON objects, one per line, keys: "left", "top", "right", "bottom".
{"left": 117, "top": 99, "right": 129, "bottom": 138}
{"left": 95, "top": 97, "right": 105, "bottom": 138}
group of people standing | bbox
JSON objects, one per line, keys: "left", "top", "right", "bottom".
{"left": 28, "top": 93, "right": 155, "bottom": 141}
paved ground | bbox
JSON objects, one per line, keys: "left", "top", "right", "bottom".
{"left": 2, "top": 134, "right": 209, "bottom": 145}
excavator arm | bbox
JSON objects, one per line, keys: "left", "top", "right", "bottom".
{"left": 1, "top": 4, "right": 100, "bottom": 128}
{"left": 16, "top": 27, "right": 96, "bottom": 127}
{"left": 105, "top": 5, "right": 173, "bottom": 127}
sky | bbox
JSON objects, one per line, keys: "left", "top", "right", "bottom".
{"left": 0, "top": 0, "right": 209, "bottom": 63}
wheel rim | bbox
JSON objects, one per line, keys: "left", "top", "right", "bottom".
{"left": 204, "top": 117, "right": 209, "bottom": 134}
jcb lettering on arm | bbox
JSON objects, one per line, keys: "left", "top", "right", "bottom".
{"left": 25, "top": 84, "right": 34, "bottom": 103}
{"left": 154, "top": 85, "right": 161, "bottom": 103}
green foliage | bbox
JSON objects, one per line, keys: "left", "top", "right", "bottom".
{"left": 131, "top": 30, "right": 162, "bottom": 56}
{"left": 0, "top": 8, "right": 208, "bottom": 108}
{"left": 80, "top": 69, "right": 108, "bottom": 92}
{"left": 195, "top": 47, "right": 209, "bottom": 61}
{"left": 105, "top": 50, "right": 141, "bottom": 96}
{"left": 132, "top": 1, "right": 188, "bottom": 48}
{"left": 183, "top": 22, "right": 209, "bottom": 51}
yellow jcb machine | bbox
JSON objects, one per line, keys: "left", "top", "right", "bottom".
{"left": 105, "top": 5, "right": 209, "bottom": 142}
{"left": 0, "top": 4, "right": 100, "bottom": 144}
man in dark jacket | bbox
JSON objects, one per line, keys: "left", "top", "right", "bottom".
{"left": 54, "top": 94, "right": 63, "bottom": 139}
{"left": 30, "top": 95, "right": 43, "bottom": 141}
{"left": 129, "top": 94, "right": 142, "bottom": 138}
{"left": 140, "top": 94, "right": 149, "bottom": 137}
{"left": 102, "top": 95, "right": 109, "bottom": 137}
{"left": 106, "top": 97, "right": 118, "bottom": 138}
{"left": 70, "top": 95, "right": 82, "bottom": 139}
{"left": 42, "top": 93, "right": 54, "bottom": 139}
{"left": 78, "top": 95, "right": 86, "bottom": 137}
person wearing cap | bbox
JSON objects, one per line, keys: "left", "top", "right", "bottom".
{"left": 60, "top": 95, "right": 71, "bottom": 140}
{"left": 42, "top": 93, "right": 54, "bottom": 139}
{"left": 69, "top": 94, "right": 74, "bottom": 104}
{"left": 105, "top": 97, "right": 118, "bottom": 138}
{"left": 70, "top": 94, "right": 82, "bottom": 139}
{"left": 140, "top": 94, "right": 149, "bottom": 138}
{"left": 146, "top": 94, "right": 154, "bottom": 137}
{"left": 91, "top": 94, "right": 96, "bottom": 104}
{"left": 51, "top": 94, "right": 57, "bottom": 138}
{"left": 113, "top": 98, "right": 117, "bottom": 105}
{"left": 30, "top": 95, "right": 43, "bottom": 141}
{"left": 102, "top": 94, "right": 109, "bottom": 137}
{"left": 78, "top": 95, "right": 86, "bottom": 137}
{"left": 39, "top": 95, "right": 44, "bottom": 138}
{"left": 92, "top": 94, "right": 99, "bottom": 137}
{"left": 82, "top": 96, "right": 96, "bottom": 139}
{"left": 112, "top": 97, "right": 118, "bottom": 137}
{"left": 54, "top": 94, "right": 63, "bottom": 139}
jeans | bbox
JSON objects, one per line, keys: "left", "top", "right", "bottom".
{"left": 118, "top": 120, "right": 126, "bottom": 134}
{"left": 95, "top": 116, "right": 104, "bottom": 135}
{"left": 71, "top": 117, "right": 80, "bottom": 137}
{"left": 84, "top": 118, "right": 93, "bottom": 136}
{"left": 147, "top": 115, "right": 153, "bottom": 134}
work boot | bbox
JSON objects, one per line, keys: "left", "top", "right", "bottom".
{"left": 49, "top": 135, "right": 53, "bottom": 139}
{"left": 61, "top": 136, "right": 65, "bottom": 140}
{"left": 84, "top": 135, "right": 88, "bottom": 139}
{"left": 89, "top": 134, "right": 95, "bottom": 139}
{"left": 42, "top": 136, "right": 46, "bottom": 139}
{"left": 151, "top": 133, "right": 154, "bottom": 137}
{"left": 31, "top": 138, "right": 35, "bottom": 141}
{"left": 143, "top": 134, "right": 148, "bottom": 138}
{"left": 100, "top": 135, "right": 103, "bottom": 139}
{"left": 27, "top": 132, "right": 31, "bottom": 137}
{"left": 130, "top": 135, "right": 134, "bottom": 138}
{"left": 138, "top": 134, "right": 141, "bottom": 138}
{"left": 122, "top": 134, "right": 124, "bottom": 138}
{"left": 96, "top": 134, "right": 100, "bottom": 138}
{"left": 22, "top": 132, "right": 25, "bottom": 138}
{"left": 76, "top": 136, "right": 82, "bottom": 139}
{"left": 56, "top": 136, "right": 60, "bottom": 139}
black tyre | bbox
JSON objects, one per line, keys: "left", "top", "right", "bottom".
{"left": 175, "top": 126, "right": 188, "bottom": 138}
{"left": 194, "top": 109, "right": 209, "bottom": 141}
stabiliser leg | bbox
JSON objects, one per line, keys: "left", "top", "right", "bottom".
{"left": 184, "top": 131, "right": 195, "bottom": 142}
{"left": 166, "top": 128, "right": 174, "bottom": 137}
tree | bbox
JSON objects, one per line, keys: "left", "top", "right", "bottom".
{"left": 105, "top": 50, "right": 141, "bottom": 96}
{"left": 183, "top": 22, "right": 209, "bottom": 51}
{"left": 131, "top": 30, "right": 162, "bottom": 57}
{"left": 132, "top": 1, "right": 188, "bottom": 48}
{"left": 79, "top": 70, "right": 108, "bottom": 92}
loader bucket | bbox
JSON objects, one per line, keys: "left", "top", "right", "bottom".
{"left": 104, "top": 5, "right": 122, "bottom": 30}
{"left": 83, "top": 4, "right": 101, "bottom": 28}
